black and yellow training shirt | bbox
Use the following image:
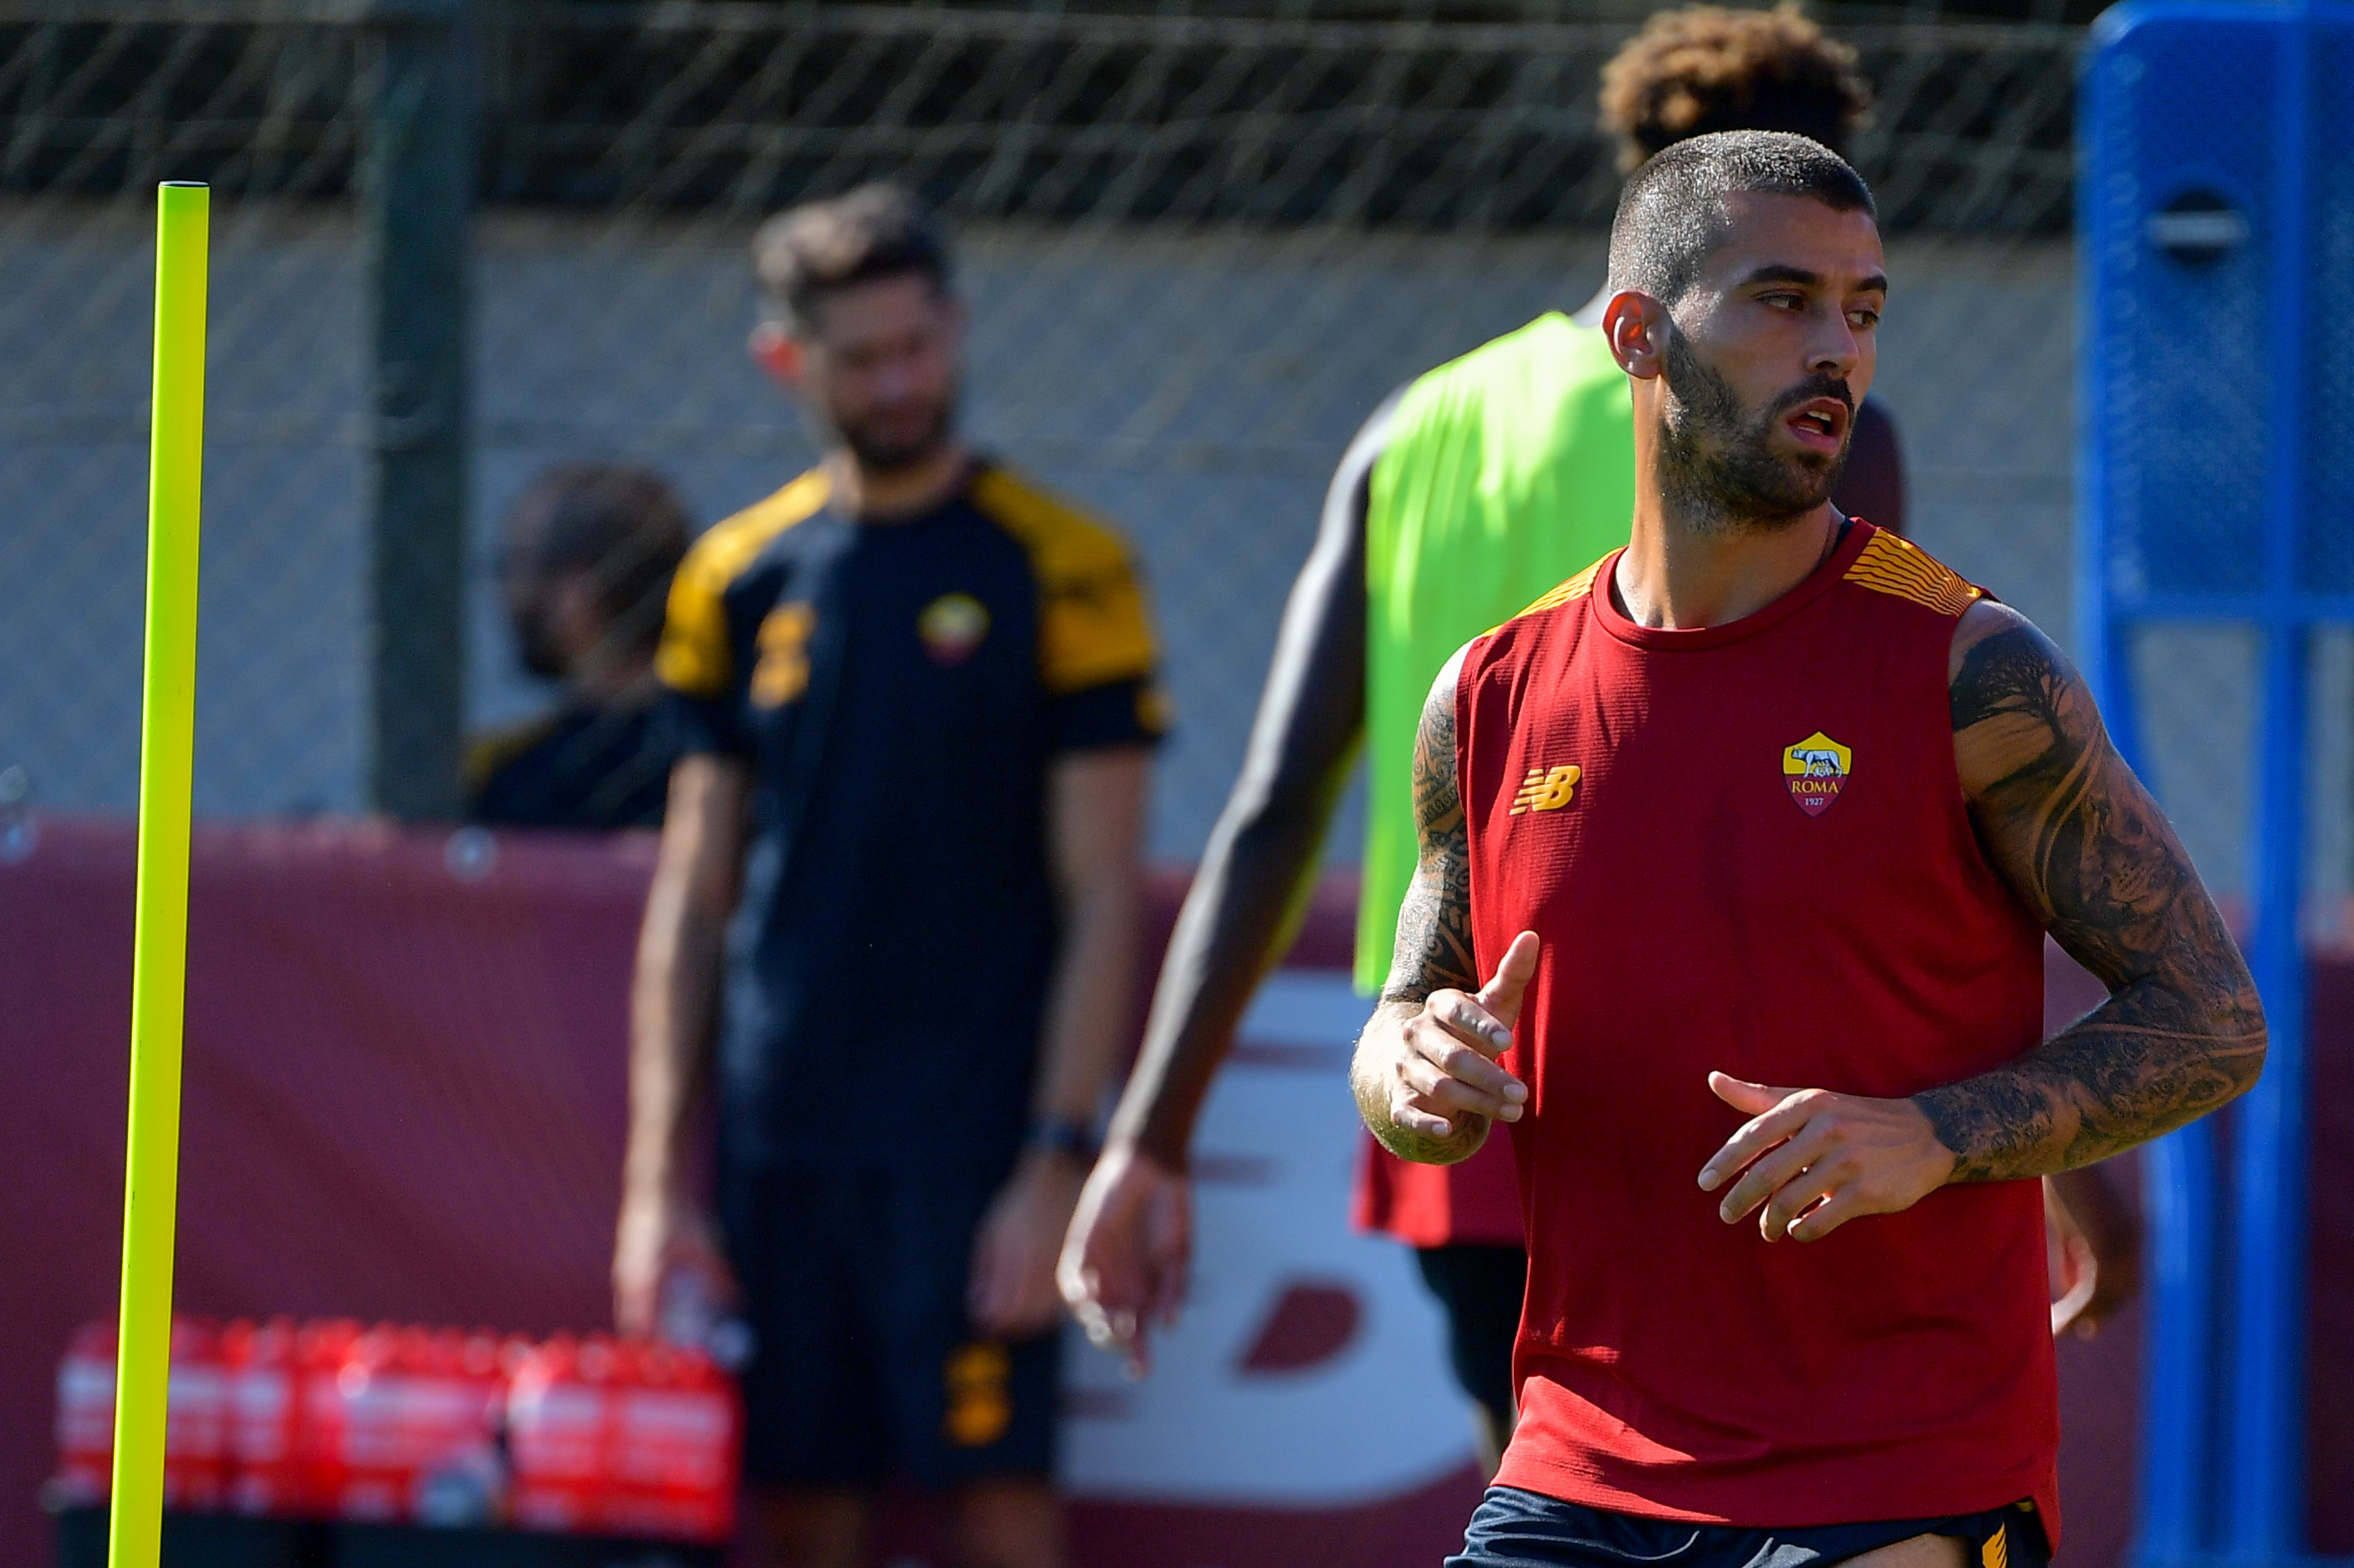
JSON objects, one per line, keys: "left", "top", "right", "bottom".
{"left": 656, "top": 461, "right": 1168, "bottom": 1176}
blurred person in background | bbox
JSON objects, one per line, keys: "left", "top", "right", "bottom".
{"left": 614, "top": 184, "right": 1166, "bottom": 1568}
{"left": 1060, "top": 2, "right": 2135, "bottom": 1476}
{"left": 467, "top": 462, "right": 692, "bottom": 831}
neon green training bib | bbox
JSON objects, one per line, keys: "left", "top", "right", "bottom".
{"left": 1357, "top": 312, "right": 1637, "bottom": 994}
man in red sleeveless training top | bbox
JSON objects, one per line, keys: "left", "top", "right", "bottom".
{"left": 1352, "top": 130, "right": 2267, "bottom": 1568}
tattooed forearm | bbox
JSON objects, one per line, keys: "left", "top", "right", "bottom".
{"left": 1922, "top": 605, "right": 2266, "bottom": 1181}
{"left": 1917, "top": 1012, "right": 2264, "bottom": 1182}
{"left": 1353, "top": 651, "right": 1491, "bottom": 1164}
{"left": 1380, "top": 658, "right": 1476, "bottom": 1006}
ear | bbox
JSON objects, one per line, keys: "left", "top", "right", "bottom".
{"left": 1602, "top": 289, "right": 1669, "bottom": 382}
{"left": 749, "top": 320, "right": 803, "bottom": 390}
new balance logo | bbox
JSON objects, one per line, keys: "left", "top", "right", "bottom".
{"left": 1510, "top": 763, "right": 1582, "bottom": 815}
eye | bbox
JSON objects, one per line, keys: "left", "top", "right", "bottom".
{"left": 1848, "top": 306, "right": 1881, "bottom": 329}
{"left": 1759, "top": 291, "right": 1805, "bottom": 312}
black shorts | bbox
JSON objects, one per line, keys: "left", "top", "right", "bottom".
{"left": 1413, "top": 1245, "right": 1527, "bottom": 1438}
{"left": 1448, "top": 1487, "right": 2051, "bottom": 1568}
{"left": 719, "top": 1165, "right": 1059, "bottom": 1491}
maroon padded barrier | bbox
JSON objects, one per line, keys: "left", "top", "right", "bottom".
{"left": 2, "top": 816, "right": 2346, "bottom": 1567}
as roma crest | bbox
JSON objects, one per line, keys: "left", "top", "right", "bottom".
{"left": 1782, "top": 731, "right": 1852, "bottom": 816}
{"left": 919, "top": 592, "right": 991, "bottom": 667}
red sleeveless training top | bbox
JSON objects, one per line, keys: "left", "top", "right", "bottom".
{"left": 1458, "top": 522, "right": 2060, "bottom": 1533}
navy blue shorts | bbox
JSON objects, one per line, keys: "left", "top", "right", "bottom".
{"left": 1448, "top": 1487, "right": 2051, "bottom": 1568}
{"left": 719, "top": 1165, "right": 1059, "bottom": 1491}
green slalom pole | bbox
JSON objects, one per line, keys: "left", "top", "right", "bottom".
{"left": 107, "top": 180, "right": 209, "bottom": 1568}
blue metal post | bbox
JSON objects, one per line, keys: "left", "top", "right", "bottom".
{"left": 2229, "top": 621, "right": 2310, "bottom": 1564}
{"left": 2077, "top": 32, "right": 2218, "bottom": 1559}
{"left": 2224, "top": 4, "right": 2312, "bottom": 1559}
{"left": 2092, "top": 604, "right": 2221, "bottom": 1568}
{"left": 2142, "top": 1118, "right": 2223, "bottom": 1568}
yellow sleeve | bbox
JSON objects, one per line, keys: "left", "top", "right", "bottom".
{"left": 654, "top": 553, "right": 733, "bottom": 699}
{"left": 654, "top": 469, "right": 831, "bottom": 699}
{"left": 970, "top": 466, "right": 1159, "bottom": 693}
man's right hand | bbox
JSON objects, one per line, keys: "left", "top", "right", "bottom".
{"left": 1058, "top": 1142, "right": 1192, "bottom": 1376}
{"left": 613, "top": 1186, "right": 739, "bottom": 1339}
{"left": 1362, "top": 931, "right": 1538, "bottom": 1156}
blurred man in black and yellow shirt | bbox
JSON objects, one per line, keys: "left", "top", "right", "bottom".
{"left": 613, "top": 184, "right": 1166, "bottom": 1568}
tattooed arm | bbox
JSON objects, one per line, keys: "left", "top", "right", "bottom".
{"left": 1918, "top": 599, "right": 2266, "bottom": 1179}
{"left": 1349, "top": 649, "right": 1540, "bottom": 1165}
{"left": 1700, "top": 600, "right": 2264, "bottom": 1244}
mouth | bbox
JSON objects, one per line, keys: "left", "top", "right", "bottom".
{"left": 1782, "top": 397, "right": 1850, "bottom": 456}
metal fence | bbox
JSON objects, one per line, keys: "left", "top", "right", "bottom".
{"left": 0, "top": 1, "right": 2327, "bottom": 896}
{"left": 3, "top": 6, "right": 2077, "bottom": 224}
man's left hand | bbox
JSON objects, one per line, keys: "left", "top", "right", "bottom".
{"left": 970, "top": 1151, "right": 1088, "bottom": 1336}
{"left": 1698, "top": 1073, "right": 1957, "bottom": 1241}
{"left": 2046, "top": 1163, "right": 2144, "bottom": 1339}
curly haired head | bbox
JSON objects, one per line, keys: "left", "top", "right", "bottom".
{"left": 1600, "top": 4, "right": 1872, "bottom": 173}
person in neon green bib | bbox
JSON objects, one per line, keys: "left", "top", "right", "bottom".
{"left": 1358, "top": 315, "right": 1661, "bottom": 996}
{"left": 1061, "top": 4, "right": 2133, "bottom": 1472}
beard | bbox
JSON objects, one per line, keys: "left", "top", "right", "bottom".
{"left": 1656, "top": 331, "right": 1852, "bottom": 535}
{"left": 831, "top": 385, "right": 960, "bottom": 476}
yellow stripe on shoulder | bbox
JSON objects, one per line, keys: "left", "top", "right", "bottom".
{"left": 970, "top": 466, "right": 1159, "bottom": 693}
{"left": 1842, "top": 530, "right": 1982, "bottom": 618}
{"left": 655, "top": 468, "right": 830, "bottom": 698}
{"left": 1493, "top": 555, "right": 1611, "bottom": 634}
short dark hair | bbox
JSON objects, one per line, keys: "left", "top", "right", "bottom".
{"left": 1606, "top": 130, "right": 1876, "bottom": 307}
{"left": 1599, "top": 4, "right": 1872, "bottom": 173}
{"left": 503, "top": 463, "right": 693, "bottom": 659}
{"left": 753, "top": 182, "right": 953, "bottom": 332}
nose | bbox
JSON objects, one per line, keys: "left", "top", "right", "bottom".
{"left": 1807, "top": 309, "right": 1862, "bottom": 383}
{"left": 873, "top": 356, "right": 918, "bottom": 401}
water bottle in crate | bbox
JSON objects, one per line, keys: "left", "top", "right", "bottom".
{"left": 296, "top": 1318, "right": 364, "bottom": 1515}
{"left": 602, "top": 1341, "right": 741, "bottom": 1545}
{"left": 326, "top": 1324, "right": 503, "bottom": 1524}
{"left": 163, "top": 1318, "right": 228, "bottom": 1510}
{"left": 223, "top": 1317, "right": 303, "bottom": 1515}
{"left": 50, "top": 1317, "right": 227, "bottom": 1510}
{"left": 506, "top": 1334, "right": 615, "bottom": 1534}
{"left": 52, "top": 1322, "right": 116, "bottom": 1508}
